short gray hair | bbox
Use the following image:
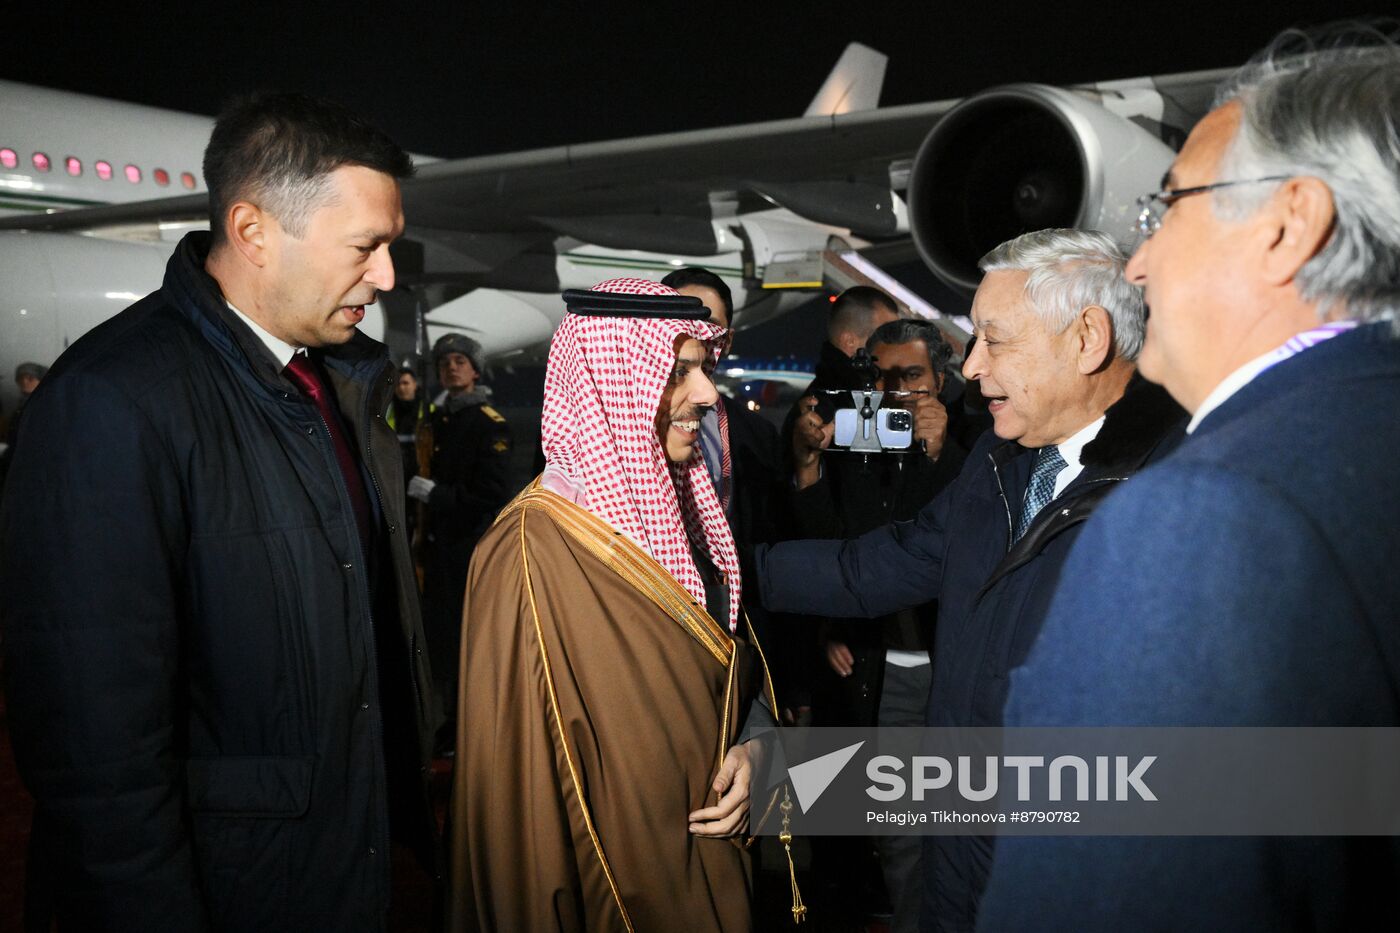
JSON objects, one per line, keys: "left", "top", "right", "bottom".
{"left": 1212, "top": 25, "right": 1400, "bottom": 324}
{"left": 978, "top": 228, "right": 1144, "bottom": 361}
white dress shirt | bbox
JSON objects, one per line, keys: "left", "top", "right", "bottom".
{"left": 226, "top": 302, "right": 300, "bottom": 369}
{"left": 1187, "top": 321, "right": 1359, "bottom": 434}
{"left": 1186, "top": 352, "right": 1286, "bottom": 434}
{"left": 1051, "top": 415, "right": 1106, "bottom": 499}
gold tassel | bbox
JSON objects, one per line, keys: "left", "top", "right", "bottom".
{"left": 779, "top": 786, "right": 807, "bottom": 924}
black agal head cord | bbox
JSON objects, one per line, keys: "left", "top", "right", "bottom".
{"left": 562, "top": 289, "right": 710, "bottom": 320}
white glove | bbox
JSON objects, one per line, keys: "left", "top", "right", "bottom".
{"left": 407, "top": 476, "right": 437, "bottom": 503}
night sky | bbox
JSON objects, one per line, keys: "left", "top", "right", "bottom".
{"left": 3, "top": 2, "right": 1389, "bottom": 159}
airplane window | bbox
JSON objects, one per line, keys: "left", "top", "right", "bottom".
{"left": 125, "top": 164, "right": 141, "bottom": 183}
{"left": 180, "top": 171, "right": 196, "bottom": 189}
{"left": 0, "top": 148, "right": 15, "bottom": 169}
{"left": 153, "top": 168, "right": 170, "bottom": 186}
{"left": 96, "top": 160, "right": 113, "bottom": 181}
{"left": 32, "top": 152, "right": 51, "bottom": 172}
{"left": 65, "top": 156, "right": 82, "bottom": 176}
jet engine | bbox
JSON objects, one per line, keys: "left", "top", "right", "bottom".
{"left": 907, "top": 83, "right": 1178, "bottom": 294}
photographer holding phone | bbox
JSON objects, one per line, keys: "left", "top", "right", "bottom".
{"left": 789, "top": 316, "right": 969, "bottom": 932}
{"left": 873, "top": 325, "right": 955, "bottom": 463}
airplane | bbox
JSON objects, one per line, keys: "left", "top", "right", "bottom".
{"left": 0, "top": 45, "right": 1229, "bottom": 414}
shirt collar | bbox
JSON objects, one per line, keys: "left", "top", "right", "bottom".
{"left": 1056, "top": 414, "right": 1106, "bottom": 468}
{"left": 226, "top": 301, "right": 301, "bottom": 370}
{"left": 1187, "top": 321, "right": 1358, "bottom": 434}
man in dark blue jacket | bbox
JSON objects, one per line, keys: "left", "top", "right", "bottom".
{"left": 979, "top": 31, "right": 1400, "bottom": 932}
{"left": 757, "top": 228, "right": 1184, "bottom": 932}
{"left": 0, "top": 93, "right": 437, "bottom": 931}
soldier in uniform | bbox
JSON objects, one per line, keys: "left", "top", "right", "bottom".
{"left": 407, "top": 333, "right": 513, "bottom": 752}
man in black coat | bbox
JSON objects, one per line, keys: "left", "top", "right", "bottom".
{"left": 779, "top": 285, "right": 903, "bottom": 719}
{"left": 0, "top": 93, "right": 437, "bottom": 931}
{"left": 757, "top": 228, "right": 1185, "bottom": 933}
{"left": 407, "top": 332, "right": 512, "bottom": 751}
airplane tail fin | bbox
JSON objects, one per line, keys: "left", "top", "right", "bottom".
{"left": 804, "top": 42, "right": 887, "bottom": 117}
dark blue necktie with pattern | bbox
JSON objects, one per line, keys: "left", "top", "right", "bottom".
{"left": 1015, "top": 445, "right": 1067, "bottom": 541}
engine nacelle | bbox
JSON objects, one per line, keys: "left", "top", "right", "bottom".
{"left": 908, "top": 83, "right": 1178, "bottom": 294}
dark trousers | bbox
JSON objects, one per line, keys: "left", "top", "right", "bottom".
{"left": 875, "top": 659, "right": 932, "bottom": 933}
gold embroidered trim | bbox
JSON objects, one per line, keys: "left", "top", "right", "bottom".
{"left": 500, "top": 481, "right": 734, "bottom": 666}
{"left": 718, "top": 645, "right": 737, "bottom": 771}
{"left": 517, "top": 508, "right": 635, "bottom": 933}
{"left": 739, "top": 608, "right": 784, "bottom": 838}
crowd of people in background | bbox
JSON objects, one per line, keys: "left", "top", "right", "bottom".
{"left": 1, "top": 21, "right": 1398, "bottom": 933}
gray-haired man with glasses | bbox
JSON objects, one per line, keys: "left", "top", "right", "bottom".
{"left": 1135, "top": 174, "right": 1291, "bottom": 239}
{"left": 982, "top": 26, "right": 1400, "bottom": 932}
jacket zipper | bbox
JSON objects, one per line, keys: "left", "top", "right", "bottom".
{"left": 353, "top": 372, "right": 398, "bottom": 904}
{"left": 305, "top": 384, "right": 393, "bottom": 904}
{"left": 989, "top": 450, "right": 1014, "bottom": 550}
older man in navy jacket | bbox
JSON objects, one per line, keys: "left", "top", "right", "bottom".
{"left": 979, "top": 30, "right": 1400, "bottom": 932}
{"left": 757, "top": 228, "right": 1185, "bottom": 931}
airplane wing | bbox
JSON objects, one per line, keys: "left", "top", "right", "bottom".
{"left": 0, "top": 60, "right": 1231, "bottom": 296}
{"left": 0, "top": 100, "right": 930, "bottom": 236}
{"left": 0, "top": 51, "right": 1236, "bottom": 418}
{"left": 401, "top": 99, "right": 951, "bottom": 245}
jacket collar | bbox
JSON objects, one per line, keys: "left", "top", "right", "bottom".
{"left": 1078, "top": 375, "right": 1186, "bottom": 476}
{"left": 976, "top": 374, "right": 1186, "bottom": 597}
{"left": 1193, "top": 321, "right": 1399, "bottom": 439}
{"left": 985, "top": 374, "right": 1185, "bottom": 482}
{"left": 162, "top": 231, "right": 391, "bottom": 393}
{"left": 442, "top": 386, "right": 492, "bottom": 413}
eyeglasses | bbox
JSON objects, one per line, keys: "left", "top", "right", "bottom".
{"left": 1135, "top": 176, "right": 1291, "bottom": 237}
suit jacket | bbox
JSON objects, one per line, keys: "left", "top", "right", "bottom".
{"left": 980, "top": 322, "right": 1400, "bottom": 932}
{"left": 718, "top": 393, "right": 785, "bottom": 567}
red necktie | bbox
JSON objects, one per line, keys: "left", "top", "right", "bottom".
{"left": 284, "top": 353, "right": 374, "bottom": 550}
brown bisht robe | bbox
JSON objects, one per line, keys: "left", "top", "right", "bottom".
{"left": 450, "top": 483, "right": 776, "bottom": 932}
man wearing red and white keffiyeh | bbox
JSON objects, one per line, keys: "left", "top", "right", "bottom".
{"left": 452, "top": 276, "right": 786, "bottom": 933}
{"left": 540, "top": 276, "right": 743, "bottom": 632}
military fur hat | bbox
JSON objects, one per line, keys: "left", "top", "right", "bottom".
{"left": 432, "top": 333, "right": 483, "bottom": 372}
{"left": 14, "top": 361, "right": 48, "bottom": 382}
